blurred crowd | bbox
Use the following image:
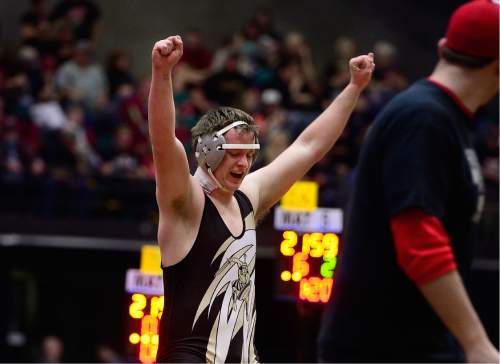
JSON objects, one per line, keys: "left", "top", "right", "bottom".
{"left": 0, "top": 0, "right": 498, "bottom": 213}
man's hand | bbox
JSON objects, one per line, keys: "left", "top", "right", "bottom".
{"left": 349, "top": 52, "right": 375, "bottom": 90}
{"left": 151, "top": 35, "right": 183, "bottom": 73}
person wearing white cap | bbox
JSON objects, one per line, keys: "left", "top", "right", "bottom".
{"left": 318, "top": 1, "right": 499, "bottom": 362}
{"left": 147, "top": 34, "right": 374, "bottom": 363}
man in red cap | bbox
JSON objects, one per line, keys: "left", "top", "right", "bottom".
{"left": 318, "top": 0, "right": 499, "bottom": 362}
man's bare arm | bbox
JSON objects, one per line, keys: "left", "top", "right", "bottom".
{"left": 242, "top": 54, "right": 375, "bottom": 218}
{"left": 148, "top": 36, "right": 192, "bottom": 211}
{"left": 419, "top": 271, "right": 499, "bottom": 363}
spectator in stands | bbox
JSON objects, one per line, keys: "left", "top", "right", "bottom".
{"left": 54, "top": 41, "right": 107, "bottom": 110}
{"left": 30, "top": 80, "right": 67, "bottom": 131}
{"left": 49, "top": 0, "right": 101, "bottom": 41}
{"left": 18, "top": 0, "right": 50, "bottom": 35}
{"left": 284, "top": 32, "right": 317, "bottom": 84}
{"left": 18, "top": 0, "right": 51, "bottom": 55}
{"left": 48, "top": 18, "right": 76, "bottom": 66}
{"left": 37, "top": 335, "right": 64, "bottom": 363}
{"left": 323, "top": 36, "right": 357, "bottom": 95}
{"left": 173, "top": 28, "right": 212, "bottom": 91}
{"left": 257, "top": 88, "right": 282, "bottom": 139}
{"left": 238, "top": 20, "right": 263, "bottom": 77}
{"left": 203, "top": 52, "right": 251, "bottom": 107}
{"left": 61, "top": 103, "right": 100, "bottom": 175}
{"left": 1, "top": 125, "right": 25, "bottom": 183}
{"left": 211, "top": 32, "right": 244, "bottom": 74}
{"left": 2, "top": 66, "right": 32, "bottom": 118}
{"left": 180, "top": 28, "right": 213, "bottom": 72}
{"left": 118, "top": 75, "right": 150, "bottom": 157}
{"left": 95, "top": 343, "right": 123, "bottom": 363}
{"left": 252, "top": 7, "right": 281, "bottom": 42}
{"left": 372, "top": 40, "right": 408, "bottom": 92}
{"left": 106, "top": 49, "right": 135, "bottom": 99}
{"left": 100, "top": 125, "right": 141, "bottom": 179}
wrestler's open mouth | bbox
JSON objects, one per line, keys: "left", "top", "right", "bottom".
{"left": 230, "top": 172, "right": 244, "bottom": 179}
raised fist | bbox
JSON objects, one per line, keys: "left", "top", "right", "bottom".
{"left": 349, "top": 52, "right": 375, "bottom": 90}
{"left": 151, "top": 35, "right": 183, "bottom": 72}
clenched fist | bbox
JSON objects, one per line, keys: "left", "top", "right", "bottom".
{"left": 151, "top": 35, "right": 183, "bottom": 73}
{"left": 349, "top": 52, "right": 375, "bottom": 90}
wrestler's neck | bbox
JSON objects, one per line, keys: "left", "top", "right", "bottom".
{"left": 209, "top": 187, "right": 235, "bottom": 204}
{"left": 430, "top": 60, "right": 498, "bottom": 113}
{"left": 194, "top": 167, "right": 235, "bottom": 204}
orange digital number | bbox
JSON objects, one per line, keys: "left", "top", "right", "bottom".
{"left": 150, "top": 296, "right": 164, "bottom": 319}
{"left": 139, "top": 315, "right": 159, "bottom": 364}
{"left": 303, "top": 233, "right": 338, "bottom": 258}
{"left": 309, "top": 233, "right": 324, "bottom": 258}
{"left": 129, "top": 294, "right": 147, "bottom": 319}
{"left": 280, "top": 230, "right": 298, "bottom": 256}
{"left": 322, "top": 233, "right": 339, "bottom": 258}
{"left": 292, "top": 252, "right": 310, "bottom": 278}
{"left": 299, "top": 277, "right": 334, "bottom": 303}
{"left": 299, "top": 277, "right": 321, "bottom": 302}
{"left": 319, "top": 278, "right": 333, "bottom": 303}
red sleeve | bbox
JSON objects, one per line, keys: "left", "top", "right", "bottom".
{"left": 390, "top": 208, "right": 457, "bottom": 286}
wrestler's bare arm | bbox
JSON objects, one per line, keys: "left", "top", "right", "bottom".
{"left": 242, "top": 54, "right": 375, "bottom": 219}
{"left": 148, "top": 36, "right": 194, "bottom": 212}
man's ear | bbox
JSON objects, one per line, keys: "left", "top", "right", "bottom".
{"left": 437, "top": 38, "right": 447, "bottom": 57}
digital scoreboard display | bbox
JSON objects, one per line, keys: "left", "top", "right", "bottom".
{"left": 125, "top": 246, "right": 164, "bottom": 364}
{"left": 274, "top": 181, "right": 343, "bottom": 303}
{"left": 278, "top": 230, "right": 339, "bottom": 303}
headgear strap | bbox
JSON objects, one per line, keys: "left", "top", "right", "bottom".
{"left": 194, "top": 120, "right": 260, "bottom": 192}
{"left": 195, "top": 120, "right": 260, "bottom": 171}
{"left": 216, "top": 121, "right": 260, "bottom": 150}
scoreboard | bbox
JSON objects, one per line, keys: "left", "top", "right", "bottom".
{"left": 275, "top": 181, "right": 343, "bottom": 303}
{"left": 125, "top": 246, "right": 164, "bottom": 364}
{"left": 278, "top": 230, "right": 339, "bottom": 303}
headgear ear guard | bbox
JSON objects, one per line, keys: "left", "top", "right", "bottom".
{"left": 195, "top": 121, "right": 260, "bottom": 171}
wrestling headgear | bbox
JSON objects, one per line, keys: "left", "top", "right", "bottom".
{"left": 195, "top": 121, "right": 260, "bottom": 171}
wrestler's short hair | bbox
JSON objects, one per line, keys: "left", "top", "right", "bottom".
{"left": 191, "top": 107, "right": 259, "bottom": 151}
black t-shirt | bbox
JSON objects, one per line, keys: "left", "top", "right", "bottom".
{"left": 318, "top": 79, "right": 484, "bottom": 362}
{"left": 157, "top": 190, "right": 259, "bottom": 363}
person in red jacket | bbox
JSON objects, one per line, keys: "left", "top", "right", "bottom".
{"left": 318, "top": 1, "right": 499, "bottom": 362}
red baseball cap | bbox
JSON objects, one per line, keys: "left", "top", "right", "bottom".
{"left": 445, "top": 0, "right": 499, "bottom": 59}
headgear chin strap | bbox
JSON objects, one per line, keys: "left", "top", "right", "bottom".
{"left": 195, "top": 121, "right": 260, "bottom": 172}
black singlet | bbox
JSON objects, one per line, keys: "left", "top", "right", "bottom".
{"left": 156, "top": 190, "right": 259, "bottom": 363}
